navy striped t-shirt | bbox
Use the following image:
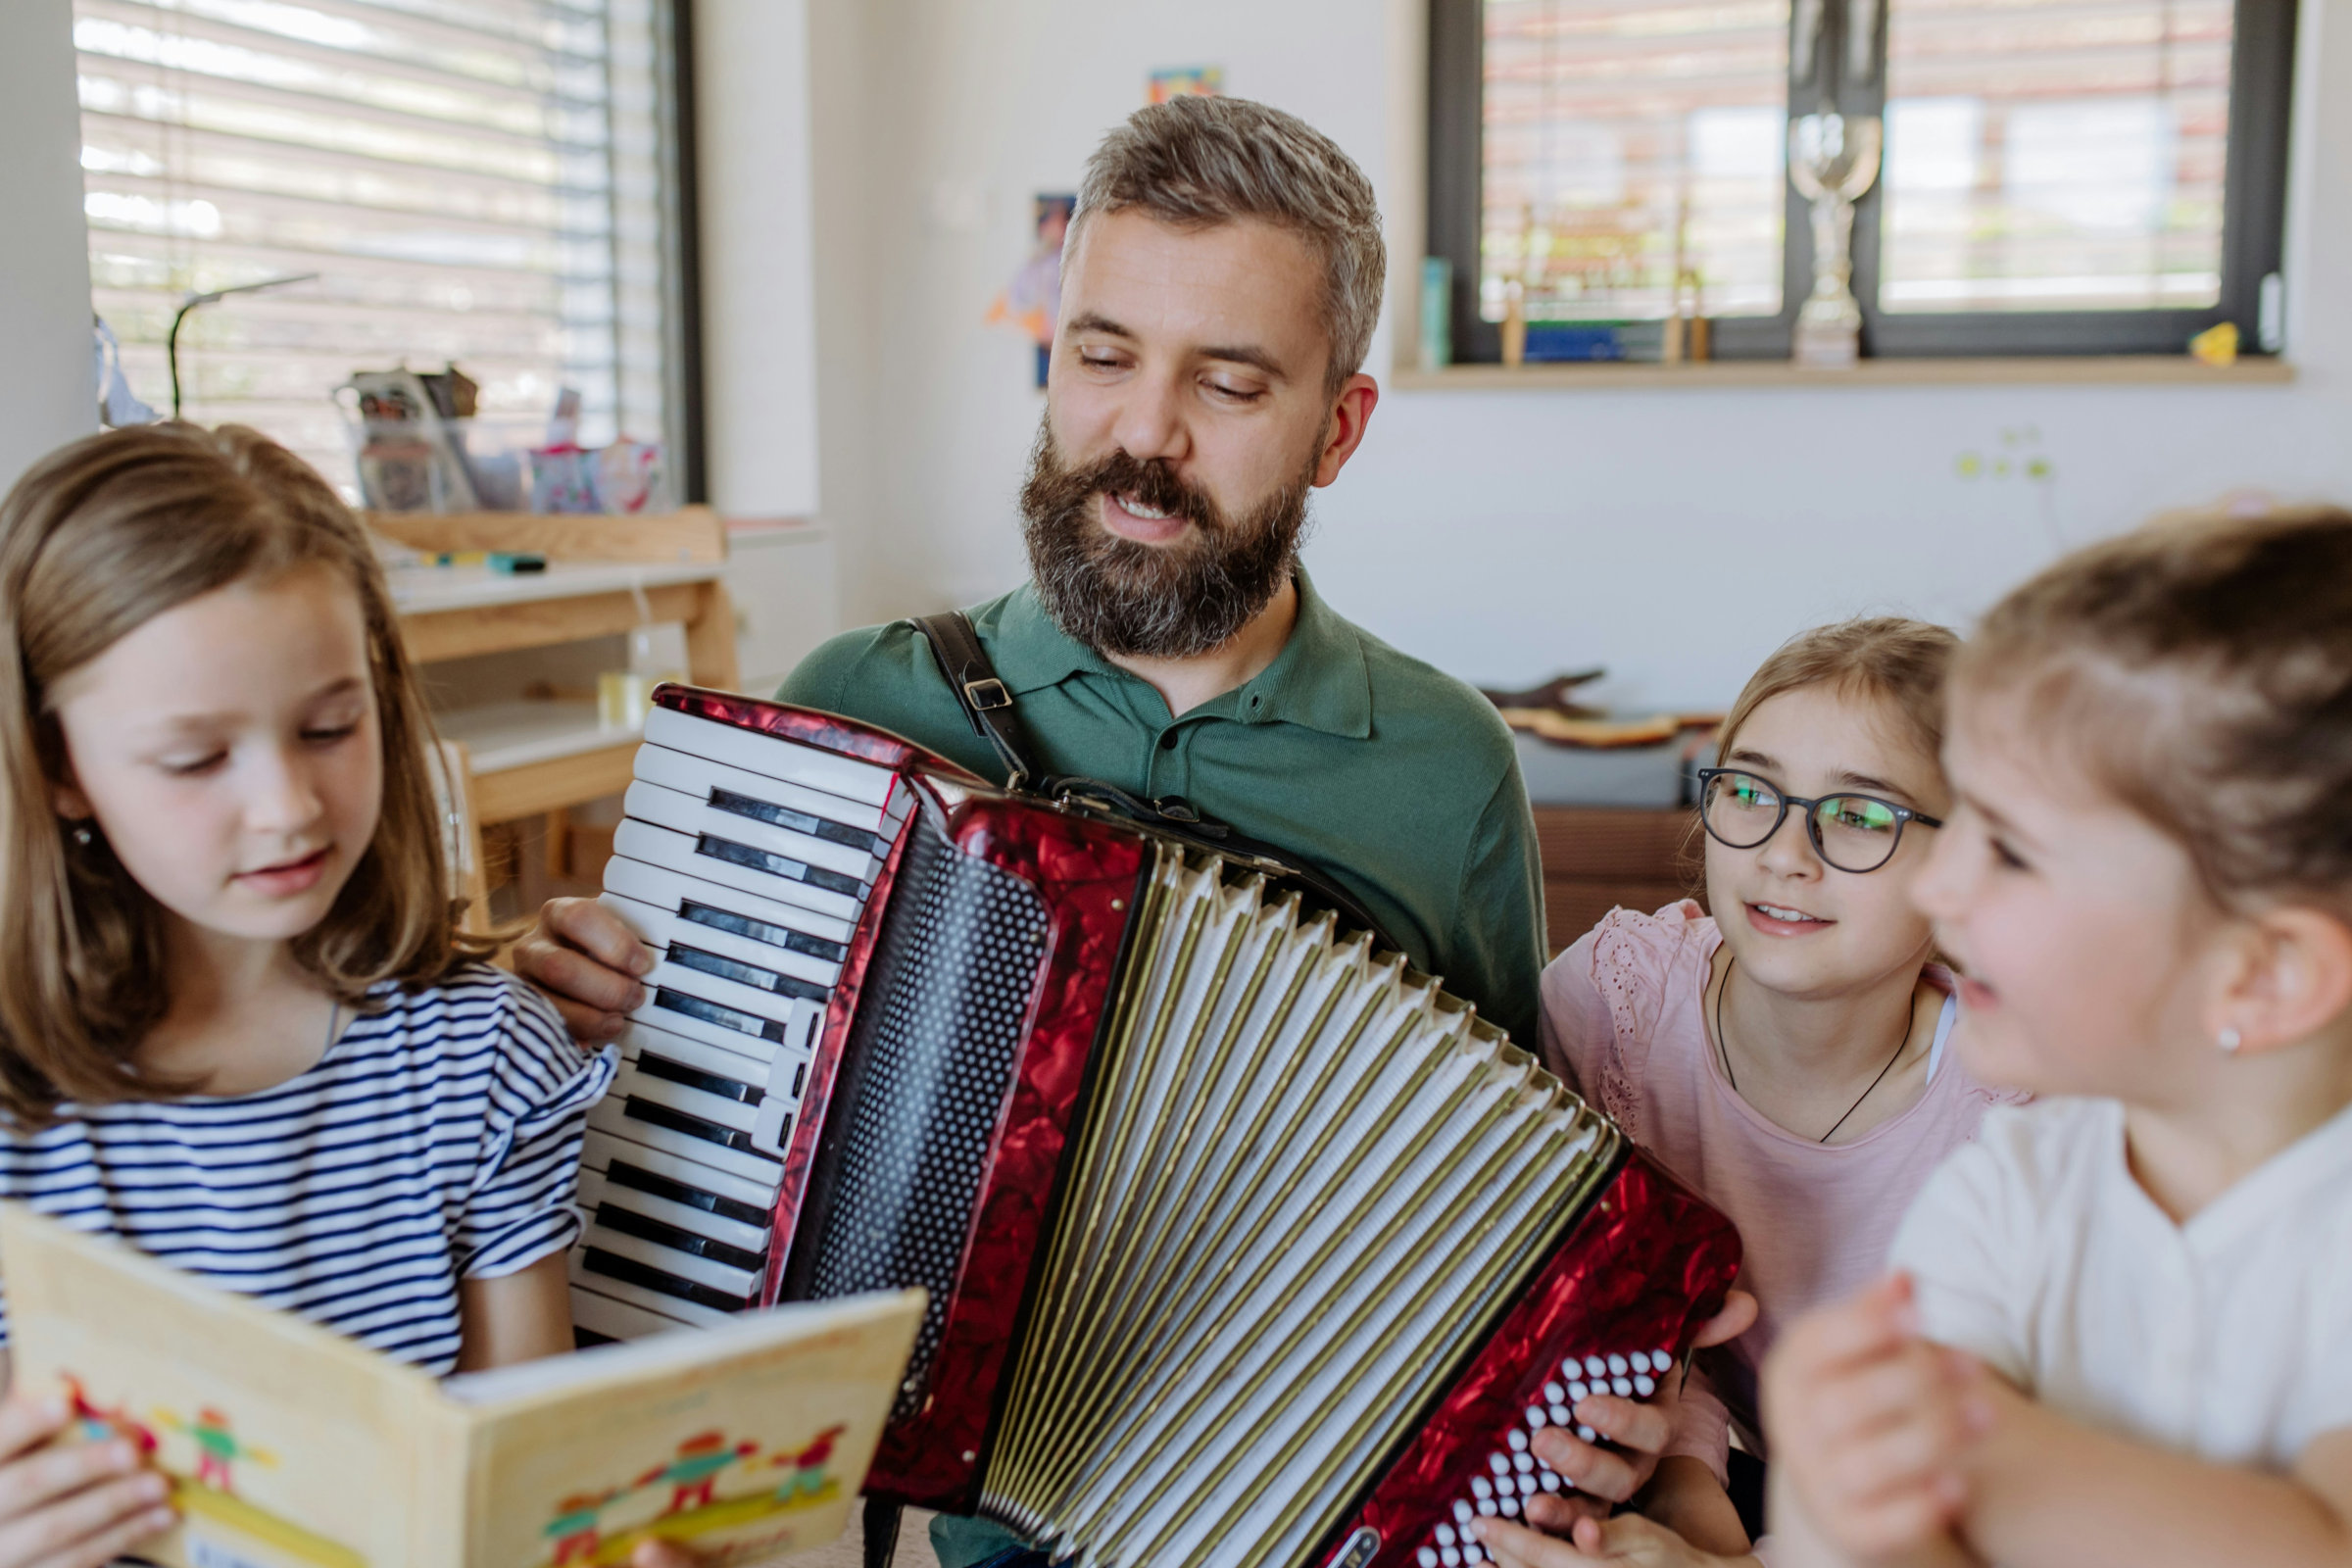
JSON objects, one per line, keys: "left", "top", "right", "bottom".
{"left": 0, "top": 963, "right": 615, "bottom": 1376}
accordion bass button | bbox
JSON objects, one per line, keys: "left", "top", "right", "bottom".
{"left": 1525, "top": 1405, "right": 1547, "bottom": 1428}
{"left": 1613, "top": 1378, "right": 1634, "bottom": 1396}
{"left": 1435, "top": 1525, "right": 1455, "bottom": 1547}
{"left": 1607, "top": 1353, "right": 1630, "bottom": 1376}
{"left": 1452, "top": 1499, "right": 1474, "bottom": 1525}
{"left": 1636, "top": 1374, "right": 1657, "bottom": 1396}
{"left": 1471, "top": 1477, "right": 1493, "bottom": 1500}
{"left": 1419, "top": 1551, "right": 1440, "bottom": 1568}
{"left": 1548, "top": 1403, "right": 1572, "bottom": 1425}
{"left": 1506, "top": 1429, "right": 1529, "bottom": 1453}
{"left": 1585, "top": 1355, "right": 1608, "bottom": 1378}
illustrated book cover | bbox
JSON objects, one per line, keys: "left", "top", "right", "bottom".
{"left": 0, "top": 1203, "right": 922, "bottom": 1568}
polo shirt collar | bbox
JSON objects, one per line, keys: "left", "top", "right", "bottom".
{"left": 993, "top": 566, "right": 1372, "bottom": 740}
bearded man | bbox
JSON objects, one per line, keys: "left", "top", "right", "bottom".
{"left": 521, "top": 93, "right": 1580, "bottom": 1568}
{"left": 523, "top": 94, "right": 1544, "bottom": 1051}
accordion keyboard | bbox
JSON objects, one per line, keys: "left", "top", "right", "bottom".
{"left": 569, "top": 707, "right": 911, "bottom": 1343}
{"left": 1415, "top": 1347, "right": 1675, "bottom": 1565}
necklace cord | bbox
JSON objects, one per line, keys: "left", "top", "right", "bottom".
{"left": 1714, "top": 955, "right": 1917, "bottom": 1144}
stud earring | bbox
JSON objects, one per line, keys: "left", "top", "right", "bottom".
{"left": 70, "top": 823, "right": 92, "bottom": 848}
{"left": 2218, "top": 1027, "right": 2242, "bottom": 1054}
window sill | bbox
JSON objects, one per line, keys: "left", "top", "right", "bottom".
{"left": 1389, "top": 357, "right": 2297, "bottom": 391}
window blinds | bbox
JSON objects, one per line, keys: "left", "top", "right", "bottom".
{"left": 1880, "top": 0, "right": 2235, "bottom": 313}
{"left": 75, "top": 0, "right": 676, "bottom": 498}
{"left": 1481, "top": 0, "right": 1793, "bottom": 324}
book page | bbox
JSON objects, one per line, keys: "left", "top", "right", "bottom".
{"left": 0, "top": 1204, "right": 438, "bottom": 1568}
{"left": 458, "top": 1290, "right": 922, "bottom": 1568}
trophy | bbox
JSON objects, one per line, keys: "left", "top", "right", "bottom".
{"left": 1788, "top": 112, "right": 1883, "bottom": 368}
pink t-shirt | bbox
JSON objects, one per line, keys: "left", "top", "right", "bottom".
{"left": 1539, "top": 902, "right": 2022, "bottom": 1480}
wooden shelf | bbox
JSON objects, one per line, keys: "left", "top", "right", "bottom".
{"left": 368, "top": 505, "right": 724, "bottom": 564}
{"left": 394, "top": 566, "right": 727, "bottom": 666}
{"left": 388, "top": 516, "right": 738, "bottom": 860}
{"left": 430, "top": 702, "right": 641, "bottom": 823}
{"left": 1392, "top": 356, "right": 2298, "bottom": 392}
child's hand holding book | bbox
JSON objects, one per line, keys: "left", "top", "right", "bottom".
{"left": 0, "top": 1387, "right": 175, "bottom": 1568}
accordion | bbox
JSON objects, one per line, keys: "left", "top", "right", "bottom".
{"left": 567, "top": 685, "right": 1740, "bottom": 1568}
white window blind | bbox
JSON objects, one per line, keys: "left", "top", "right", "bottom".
{"left": 1482, "top": 0, "right": 1792, "bottom": 323}
{"left": 1879, "top": 0, "right": 2235, "bottom": 313}
{"left": 75, "top": 0, "right": 677, "bottom": 499}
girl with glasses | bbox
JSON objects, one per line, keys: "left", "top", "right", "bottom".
{"left": 1479, "top": 618, "right": 2023, "bottom": 1568}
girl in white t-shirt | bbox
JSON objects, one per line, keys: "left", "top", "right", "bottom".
{"left": 1765, "top": 506, "right": 2352, "bottom": 1568}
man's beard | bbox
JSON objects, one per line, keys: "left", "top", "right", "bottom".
{"left": 1018, "top": 421, "right": 1317, "bottom": 661}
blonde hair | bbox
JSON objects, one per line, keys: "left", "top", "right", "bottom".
{"left": 0, "top": 423, "right": 482, "bottom": 1125}
{"left": 1956, "top": 505, "right": 2352, "bottom": 918}
{"left": 1717, "top": 616, "right": 1963, "bottom": 769}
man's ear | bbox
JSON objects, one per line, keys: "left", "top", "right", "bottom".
{"left": 1312, "top": 372, "right": 1380, "bottom": 488}
{"left": 2210, "top": 904, "right": 2352, "bottom": 1055}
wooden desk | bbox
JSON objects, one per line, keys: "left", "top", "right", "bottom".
{"left": 1533, "top": 804, "right": 1703, "bottom": 954}
{"left": 377, "top": 509, "right": 739, "bottom": 922}
{"left": 391, "top": 558, "right": 738, "bottom": 823}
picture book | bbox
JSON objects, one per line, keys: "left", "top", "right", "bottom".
{"left": 0, "top": 1204, "right": 923, "bottom": 1568}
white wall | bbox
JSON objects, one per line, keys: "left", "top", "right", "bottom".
{"left": 0, "top": 0, "right": 97, "bottom": 490}
{"left": 783, "top": 0, "right": 2351, "bottom": 708}
{"left": 695, "top": 0, "right": 821, "bottom": 521}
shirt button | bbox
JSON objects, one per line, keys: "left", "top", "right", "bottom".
{"left": 1158, "top": 730, "right": 1179, "bottom": 751}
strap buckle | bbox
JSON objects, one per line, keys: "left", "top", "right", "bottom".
{"left": 962, "top": 676, "right": 1013, "bottom": 711}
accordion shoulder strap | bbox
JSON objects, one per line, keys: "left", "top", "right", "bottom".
{"left": 909, "top": 611, "right": 1042, "bottom": 790}
{"left": 907, "top": 612, "right": 1408, "bottom": 956}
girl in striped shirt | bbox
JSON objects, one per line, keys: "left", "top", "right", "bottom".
{"left": 0, "top": 425, "right": 614, "bottom": 1566}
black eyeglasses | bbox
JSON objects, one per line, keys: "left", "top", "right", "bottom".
{"left": 1694, "top": 767, "right": 1942, "bottom": 874}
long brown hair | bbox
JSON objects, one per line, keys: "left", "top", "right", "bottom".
{"left": 1956, "top": 506, "right": 2352, "bottom": 919}
{"left": 0, "top": 424, "right": 481, "bottom": 1124}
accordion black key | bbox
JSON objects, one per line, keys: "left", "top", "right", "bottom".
{"left": 569, "top": 686, "right": 1741, "bottom": 1568}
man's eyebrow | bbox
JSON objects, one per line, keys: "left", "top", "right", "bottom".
{"left": 1198, "top": 342, "right": 1288, "bottom": 378}
{"left": 1065, "top": 312, "right": 1288, "bottom": 379}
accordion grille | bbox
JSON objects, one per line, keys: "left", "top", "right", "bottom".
{"left": 794, "top": 807, "right": 1052, "bottom": 1414}
{"left": 980, "top": 854, "right": 1623, "bottom": 1568}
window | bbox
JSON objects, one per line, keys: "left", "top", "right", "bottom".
{"left": 75, "top": 0, "right": 698, "bottom": 497}
{"left": 1429, "top": 0, "right": 2295, "bottom": 361}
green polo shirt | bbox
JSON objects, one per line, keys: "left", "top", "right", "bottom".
{"left": 776, "top": 568, "right": 1544, "bottom": 1043}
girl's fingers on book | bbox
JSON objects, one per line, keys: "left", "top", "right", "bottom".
{"left": 0, "top": 1470, "right": 171, "bottom": 1568}
{"left": 0, "top": 1398, "right": 69, "bottom": 1462}
{"left": 0, "top": 1441, "right": 143, "bottom": 1518}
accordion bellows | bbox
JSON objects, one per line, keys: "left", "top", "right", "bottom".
{"left": 568, "top": 686, "right": 1740, "bottom": 1568}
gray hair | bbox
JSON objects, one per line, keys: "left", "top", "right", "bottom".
{"left": 1074, "top": 96, "right": 1387, "bottom": 393}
